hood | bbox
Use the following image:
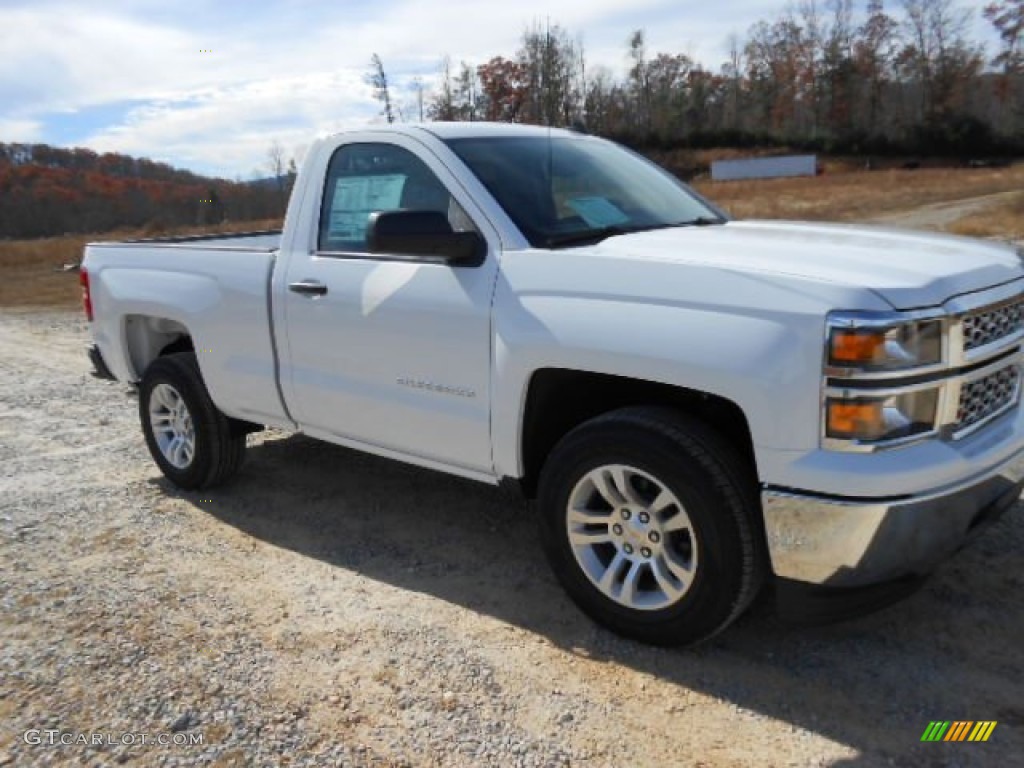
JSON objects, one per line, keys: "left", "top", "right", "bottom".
{"left": 590, "top": 220, "right": 1023, "bottom": 310}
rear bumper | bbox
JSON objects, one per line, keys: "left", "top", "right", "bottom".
{"left": 87, "top": 344, "right": 116, "bottom": 381}
{"left": 762, "top": 445, "right": 1024, "bottom": 589}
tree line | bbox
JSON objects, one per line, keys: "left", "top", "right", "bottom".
{"left": 3, "top": 0, "right": 1019, "bottom": 240}
{"left": 0, "top": 143, "right": 285, "bottom": 239}
{"left": 371, "top": 0, "right": 1023, "bottom": 157}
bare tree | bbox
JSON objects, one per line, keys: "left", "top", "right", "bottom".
{"left": 984, "top": 0, "right": 1024, "bottom": 131}
{"left": 266, "top": 140, "right": 284, "bottom": 180}
{"left": 583, "top": 66, "right": 619, "bottom": 135}
{"left": 744, "top": 18, "right": 805, "bottom": 134}
{"left": 455, "top": 61, "right": 479, "bottom": 120}
{"left": 821, "top": 0, "right": 856, "bottom": 136}
{"left": 366, "top": 53, "right": 395, "bottom": 123}
{"left": 286, "top": 157, "right": 298, "bottom": 195}
{"left": 855, "top": 0, "right": 900, "bottom": 135}
{"left": 627, "top": 29, "right": 652, "bottom": 133}
{"left": 576, "top": 36, "right": 589, "bottom": 127}
{"left": 266, "top": 140, "right": 286, "bottom": 211}
{"left": 428, "top": 56, "right": 457, "bottom": 120}
{"left": 985, "top": 0, "right": 1024, "bottom": 73}
{"left": 412, "top": 76, "right": 425, "bottom": 121}
{"left": 797, "top": 0, "right": 825, "bottom": 136}
{"left": 646, "top": 53, "right": 691, "bottom": 139}
{"left": 723, "top": 34, "right": 745, "bottom": 132}
{"left": 899, "top": 0, "right": 983, "bottom": 124}
{"left": 517, "top": 21, "right": 582, "bottom": 126}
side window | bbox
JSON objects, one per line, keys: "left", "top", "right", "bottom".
{"left": 318, "top": 143, "right": 476, "bottom": 253}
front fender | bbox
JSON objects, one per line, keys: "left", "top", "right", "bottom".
{"left": 489, "top": 251, "right": 889, "bottom": 480}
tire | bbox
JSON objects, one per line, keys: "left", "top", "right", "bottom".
{"left": 139, "top": 352, "right": 246, "bottom": 490}
{"left": 537, "top": 406, "right": 766, "bottom": 646}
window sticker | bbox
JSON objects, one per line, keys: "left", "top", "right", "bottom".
{"left": 328, "top": 174, "right": 407, "bottom": 240}
{"left": 566, "top": 196, "right": 630, "bottom": 228}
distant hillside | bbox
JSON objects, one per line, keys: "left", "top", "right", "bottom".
{"left": 0, "top": 143, "right": 291, "bottom": 239}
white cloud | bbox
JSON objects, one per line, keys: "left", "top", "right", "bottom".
{"left": 85, "top": 71, "right": 378, "bottom": 177}
{"left": 0, "top": 6, "right": 199, "bottom": 113}
{"left": 0, "top": 0, "right": 684, "bottom": 111}
{"left": 367, "top": 0, "right": 669, "bottom": 60}
{"left": 0, "top": 117, "right": 44, "bottom": 143}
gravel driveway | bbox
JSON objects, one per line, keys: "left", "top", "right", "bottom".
{"left": 1, "top": 310, "right": 1022, "bottom": 767}
{"left": 864, "top": 191, "right": 1021, "bottom": 232}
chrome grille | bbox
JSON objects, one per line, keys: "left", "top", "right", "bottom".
{"left": 962, "top": 297, "right": 1024, "bottom": 352}
{"left": 956, "top": 365, "right": 1021, "bottom": 433}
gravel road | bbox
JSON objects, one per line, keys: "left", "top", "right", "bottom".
{"left": 1, "top": 309, "right": 1022, "bottom": 768}
{"left": 864, "top": 191, "right": 1020, "bottom": 232}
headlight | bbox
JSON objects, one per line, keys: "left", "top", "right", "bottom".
{"left": 825, "top": 387, "right": 940, "bottom": 444}
{"left": 827, "top": 313, "right": 942, "bottom": 372}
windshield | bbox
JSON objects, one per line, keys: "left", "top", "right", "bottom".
{"left": 443, "top": 135, "right": 725, "bottom": 248}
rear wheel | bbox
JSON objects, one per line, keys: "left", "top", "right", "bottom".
{"left": 538, "top": 406, "right": 765, "bottom": 646}
{"left": 139, "top": 352, "right": 246, "bottom": 489}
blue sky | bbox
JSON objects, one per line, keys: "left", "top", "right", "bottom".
{"left": 0, "top": 0, "right": 1001, "bottom": 179}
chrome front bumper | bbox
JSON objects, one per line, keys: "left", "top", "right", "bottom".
{"left": 762, "top": 446, "right": 1024, "bottom": 587}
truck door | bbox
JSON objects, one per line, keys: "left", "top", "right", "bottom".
{"left": 279, "top": 138, "right": 499, "bottom": 476}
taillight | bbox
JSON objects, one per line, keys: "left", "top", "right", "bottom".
{"left": 80, "top": 268, "right": 93, "bottom": 321}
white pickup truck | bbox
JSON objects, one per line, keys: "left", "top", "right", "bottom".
{"left": 82, "top": 123, "right": 1024, "bottom": 645}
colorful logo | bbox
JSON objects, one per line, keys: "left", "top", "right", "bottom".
{"left": 921, "top": 721, "right": 997, "bottom": 742}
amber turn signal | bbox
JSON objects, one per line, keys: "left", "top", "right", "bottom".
{"left": 830, "top": 330, "right": 884, "bottom": 364}
{"left": 826, "top": 400, "right": 884, "bottom": 439}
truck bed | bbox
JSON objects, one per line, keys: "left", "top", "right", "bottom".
{"left": 98, "top": 229, "right": 282, "bottom": 251}
{"left": 83, "top": 234, "right": 287, "bottom": 427}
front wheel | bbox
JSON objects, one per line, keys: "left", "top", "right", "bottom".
{"left": 538, "top": 407, "right": 766, "bottom": 646}
{"left": 139, "top": 352, "right": 246, "bottom": 490}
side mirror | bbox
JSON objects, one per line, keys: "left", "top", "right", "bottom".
{"left": 366, "top": 210, "right": 486, "bottom": 266}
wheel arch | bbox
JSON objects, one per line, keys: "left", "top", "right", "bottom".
{"left": 123, "top": 314, "right": 194, "bottom": 380}
{"left": 516, "top": 368, "right": 757, "bottom": 498}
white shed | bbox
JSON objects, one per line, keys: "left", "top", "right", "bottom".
{"left": 711, "top": 155, "right": 818, "bottom": 181}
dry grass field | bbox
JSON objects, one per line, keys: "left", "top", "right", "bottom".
{"left": 0, "top": 219, "right": 282, "bottom": 309}
{"left": 949, "top": 190, "right": 1024, "bottom": 240}
{"left": 691, "top": 163, "right": 1024, "bottom": 227}
{"left": 0, "top": 163, "right": 1021, "bottom": 311}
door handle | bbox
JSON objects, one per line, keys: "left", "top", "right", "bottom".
{"left": 288, "top": 280, "right": 328, "bottom": 297}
